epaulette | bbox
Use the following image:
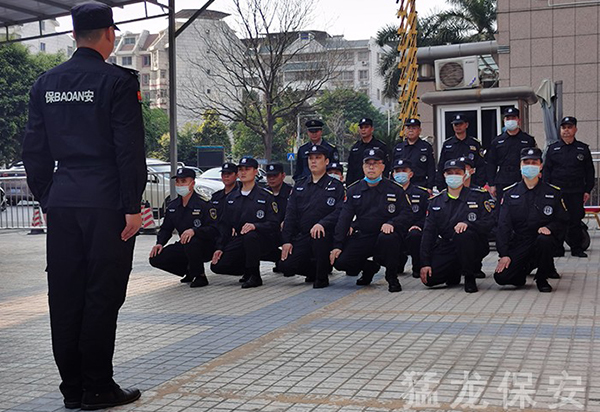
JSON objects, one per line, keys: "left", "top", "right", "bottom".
{"left": 549, "top": 183, "right": 561, "bottom": 191}
{"left": 417, "top": 185, "right": 430, "bottom": 192}
{"left": 261, "top": 187, "right": 274, "bottom": 195}
{"left": 111, "top": 63, "right": 139, "bottom": 77}
{"left": 503, "top": 182, "right": 518, "bottom": 191}
{"left": 197, "top": 192, "right": 211, "bottom": 202}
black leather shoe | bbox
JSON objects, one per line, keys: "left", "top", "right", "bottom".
{"left": 64, "top": 398, "right": 81, "bottom": 409}
{"left": 190, "top": 275, "right": 209, "bottom": 288}
{"left": 537, "top": 279, "right": 553, "bottom": 293}
{"left": 305, "top": 275, "right": 315, "bottom": 283}
{"left": 464, "top": 276, "right": 478, "bottom": 293}
{"left": 548, "top": 270, "right": 561, "bottom": 279}
{"left": 571, "top": 250, "right": 588, "bottom": 258}
{"left": 357, "top": 262, "right": 380, "bottom": 285}
{"left": 313, "top": 280, "right": 329, "bottom": 289}
{"left": 241, "top": 275, "right": 262, "bottom": 288}
{"left": 272, "top": 262, "right": 282, "bottom": 273}
{"left": 180, "top": 274, "right": 194, "bottom": 283}
{"left": 81, "top": 387, "right": 141, "bottom": 411}
{"left": 475, "top": 270, "right": 486, "bottom": 279}
{"left": 239, "top": 274, "right": 250, "bottom": 283}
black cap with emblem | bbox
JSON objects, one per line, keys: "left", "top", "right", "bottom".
{"left": 363, "top": 148, "right": 384, "bottom": 162}
{"left": 560, "top": 116, "right": 577, "bottom": 126}
{"left": 451, "top": 114, "right": 467, "bottom": 124}
{"left": 238, "top": 157, "right": 259, "bottom": 168}
{"left": 393, "top": 158, "right": 413, "bottom": 170}
{"left": 171, "top": 167, "right": 196, "bottom": 179}
{"left": 358, "top": 118, "right": 373, "bottom": 126}
{"left": 326, "top": 162, "right": 344, "bottom": 172}
{"left": 308, "top": 144, "right": 328, "bottom": 155}
{"left": 305, "top": 119, "right": 324, "bottom": 132}
{"left": 503, "top": 107, "right": 520, "bottom": 117}
{"left": 266, "top": 163, "right": 284, "bottom": 175}
{"left": 71, "top": 2, "right": 119, "bottom": 32}
{"left": 404, "top": 118, "right": 421, "bottom": 127}
{"left": 443, "top": 159, "right": 465, "bottom": 171}
{"left": 458, "top": 156, "right": 475, "bottom": 168}
{"left": 520, "top": 147, "right": 543, "bottom": 160}
{"left": 220, "top": 162, "right": 238, "bottom": 173}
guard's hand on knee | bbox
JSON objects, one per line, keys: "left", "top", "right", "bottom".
{"left": 180, "top": 228, "right": 195, "bottom": 244}
{"left": 420, "top": 266, "right": 432, "bottom": 284}
{"left": 212, "top": 250, "right": 223, "bottom": 265}
{"left": 330, "top": 248, "right": 342, "bottom": 266}
{"left": 454, "top": 222, "right": 468, "bottom": 234}
{"left": 381, "top": 223, "right": 394, "bottom": 234}
{"left": 149, "top": 244, "right": 163, "bottom": 258}
{"left": 241, "top": 223, "right": 256, "bottom": 235}
{"left": 538, "top": 227, "right": 551, "bottom": 235}
{"left": 281, "top": 243, "right": 293, "bottom": 260}
{"left": 496, "top": 256, "right": 511, "bottom": 273}
{"left": 310, "top": 224, "right": 325, "bottom": 239}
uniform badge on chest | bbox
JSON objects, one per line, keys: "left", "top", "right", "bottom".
{"left": 327, "top": 197, "right": 336, "bottom": 206}
{"left": 577, "top": 154, "right": 584, "bottom": 161}
{"left": 420, "top": 155, "right": 427, "bottom": 162}
{"left": 193, "top": 219, "right": 202, "bottom": 227}
{"left": 388, "top": 204, "right": 396, "bottom": 213}
{"left": 256, "top": 210, "right": 265, "bottom": 219}
{"left": 412, "top": 204, "right": 419, "bottom": 213}
{"left": 543, "top": 206, "right": 553, "bottom": 215}
{"left": 467, "top": 212, "right": 477, "bottom": 222}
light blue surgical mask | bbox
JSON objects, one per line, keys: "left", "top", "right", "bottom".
{"left": 445, "top": 175, "right": 464, "bottom": 189}
{"left": 328, "top": 173, "right": 341, "bottom": 181}
{"left": 364, "top": 176, "right": 383, "bottom": 184}
{"left": 504, "top": 120, "right": 519, "bottom": 132}
{"left": 393, "top": 172, "right": 409, "bottom": 185}
{"left": 175, "top": 185, "right": 191, "bottom": 197}
{"left": 521, "top": 165, "right": 540, "bottom": 180}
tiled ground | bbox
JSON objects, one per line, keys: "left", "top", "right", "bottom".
{"left": 1, "top": 227, "right": 600, "bottom": 411}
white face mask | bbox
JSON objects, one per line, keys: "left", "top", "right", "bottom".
{"left": 175, "top": 185, "right": 191, "bottom": 197}
{"left": 505, "top": 120, "right": 519, "bottom": 132}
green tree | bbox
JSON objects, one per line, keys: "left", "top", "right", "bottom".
{"left": 196, "top": 110, "right": 231, "bottom": 152}
{"left": 142, "top": 102, "right": 169, "bottom": 155}
{"left": 436, "top": 0, "right": 497, "bottom": 43}
{"left": 0, "top": 43, "right": 65, "bottom": 165}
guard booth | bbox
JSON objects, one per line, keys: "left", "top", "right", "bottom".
{"left": 196, "top": 146, "right": 224, "bottom": 170}
{"left": 420, "top": 86, "right": 538, "bottom": 156}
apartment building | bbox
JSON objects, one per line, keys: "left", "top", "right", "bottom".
{"left": 9, "top": 19, "right": 74, "bottom": 56}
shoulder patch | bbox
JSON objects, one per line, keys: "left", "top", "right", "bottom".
{"left": 549, "top": 184, "right": 562, "bottom": 191}
{"left": 112, "top": 63, "right": 139, "bottom": 77}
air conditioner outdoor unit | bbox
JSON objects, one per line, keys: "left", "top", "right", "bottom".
{"left": 434, "top": 56, "right": 480, "bottom": 91}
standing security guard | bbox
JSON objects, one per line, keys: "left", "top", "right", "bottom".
{"left": 346, "top": 118, "right": 390, "bottom": 184}
{"left": 435, "top": 114, "right": 486, "bottom": 189}
{"left": 210, "top": 162, "right": 239, "bottom": 220}
{"left": 486, "top": 107, "right": 536, "bottom": 201}
{"left": 391, "top": 159, "right": 430, "bottom": 278}
{"left": 210, "top": 157, "right": 279, "bottom": 288}
{"left": 544, "top": 116, "right": 595, "bottom": 257}
{"left": 420, "top": 160, "right": 495, "bottom": 293}
{"left": 149, "top": 168, "right": 218, "bottom": 288}
{"left": 22, "top": 2, "right": 145, "bottom": 409}
{"left": 494, "top": 148, "right": 569, "bottom": 292}
{"left": 392, "top": 118, "right": 436, "bottom": 190}
{"left": 330, "top": 148, "right": 411, "bottom": 292}
{"left": 279, "top": 145, "right": 345, "bottom": 288}
{"left": 293, "top": 119, "right": 339, "bottom": 181}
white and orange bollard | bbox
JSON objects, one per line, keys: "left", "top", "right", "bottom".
{"left": 139, "top": 202, "right": 157, "bottom": 234}
{"left": 29, "top": 206, "right": 45, "bottom": 235}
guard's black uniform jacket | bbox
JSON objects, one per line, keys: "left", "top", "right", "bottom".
{"left": 157, "top": 192, "right": 218, "bottom": 246}
{"left": 544, "top": 139, "right": 595, "bottom": 194}
{"left": 392, "top": 139, "right": 436, "bottom": 189}
{"left": 435, "top": 136, "right": 486, "bottom": 189}
{"left": 282, "top": 175, "right": 345, "bottom": 243}
{"left": 346, "top": 138, "right": 390, "bottom": 184}
{"left": 486, "top": 130, "right": 536, "bottom": 188}
{"left": 421, "top": 187, "right": 495, "bottom": 267}
{"left": 215, "top": 185, "right": 279, "bottom": 250}
{"left": 405, "top": 184, "right": 430, "bottom": 228}
{"left": 496, "top": 181, "right": 569, "bottom": 257}
{"left": 23, "top": 47, "right": 147, "bottom": 213}
{"left": 210, "top": 185, "right": 238, "bottom": 222}
{"left": 333, "top": 178, "right": 411, "bottom": 249}
{"left": 293, "top": 140, "right": 339, "bottom": 181}
{"left": 273, "top": 182, "right": 294, "bottom": 224}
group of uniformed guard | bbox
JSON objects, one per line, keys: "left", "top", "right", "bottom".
{"left": 149, "top": 110, "right": 595, "bottom": 295}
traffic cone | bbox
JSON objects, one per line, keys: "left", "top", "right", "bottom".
{"left": 139, "top": 202, "right": 156, "bottom": 234}
{"left": 29, "top": 206, "right": 45, "bottom": 235}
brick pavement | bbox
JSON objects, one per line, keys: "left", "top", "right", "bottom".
{"left": 1, "top": 228, "right": 600, "bottom": 411}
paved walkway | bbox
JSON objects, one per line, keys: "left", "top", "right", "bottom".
{"left": 1, "top": 228, "right": 600, "bottom": 411}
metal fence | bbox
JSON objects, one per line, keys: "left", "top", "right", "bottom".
{"left": 0, "top": 172, "right": 173, "bottom": 230}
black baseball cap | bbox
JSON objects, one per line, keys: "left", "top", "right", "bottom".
{"left": 458, "top": 156, "right": 475, "bottom": 168}
{"left": 520, "top": 147, "right": 543, "bottom": 160}
{"left": 359, "top": 118, "right": 373, "bottom": 126}
{"left": 405, "top": 118, "right": 421, "bottom": 127}
{"left": 451, "top": 114, "right": 468, "bottom": 124}
{"left": 363, "top": 148, "right": 385, "bottom": 162}
{"left": 171, "top": 167, "right": 196, "bottom": 179}
{"left": 305, "top": 119, "right": 324, "bottom": 131}
{"left": 443, "top": 159, "right": 465, "bottom": 171}
{"left": 71, "top": 2, "right": 119, "bottom": 32}
{"left": 220, "top": 162, "right": 238, "bottom": 173}
{"left": 238, "top": 157, "right": 259, "bottom": 168}
{"left": 393, "top": 158, "right": 413, "bottom": 170}
{"left": 560, "top": 116, "right": 577, "bottom": 126}
{"left": 503, "top": 107, "right": 520, "bottom": 117}
{"left": 327, "top": 162, "right": 344, "bottom": 172}
{"left": 266, "top": 163, "right": 284, "bottom": 175}
{"left": 308, "top": 145, "right": 328, "bottom": 156}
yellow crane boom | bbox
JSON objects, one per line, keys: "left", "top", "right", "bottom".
{"left": 396, "top": 0, "right": 419, "bottom": 137}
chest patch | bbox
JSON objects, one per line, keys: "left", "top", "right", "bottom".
{"left": 468, "top": 212, "right": 477, "bottom": 222}
{"left": 412, "top": 204, "right": 419, "bottom": 213}
{"left": 327, "top": 197, "right": 336, "bottom": 206}
{"left": 193, "top": 219, "right": 201, "bottom": 227}
{"left": 388, "top": 203, "right": 396, "bottom": 213}
{"left": 577, "top": 154, "right": 584, "bottom": 161}
{"left": 543, "top": 206, "right": 553, "bottom": 215}
{"left": 420, "top": 155, "right": 427, "bottom": 162}
{"left": 256, "top": 210, "right": 265, "bottom": 219}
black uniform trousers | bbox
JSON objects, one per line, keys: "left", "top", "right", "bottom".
{"left": 399, "top": 229, "right": 423, "bottom": 273}
{"left": 334, "top": 232, "right": 402, "bottom": 278}
{"left": 423, "top": 230, "right": 488, "bottom": 286}
{"left": 562, "top": 192, "right": 585, "bottom": 251}
{"left": 210, "top": 231, "right": 277, "bottom": 276}
{"left": 494, "top": 234, "right": 557, "bottom": 286}
{"left": 149, "top": 237, "right": 215, "bottom": 278}
{"left": 46, "top": 208, "right": 134, "bottom": 398}
{"left": 278, "top": 233, "right": 333, "bottom": 282}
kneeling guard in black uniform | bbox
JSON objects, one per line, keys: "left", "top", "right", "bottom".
{"left": 494, "top": 148, "right": 569, "bottom": 292}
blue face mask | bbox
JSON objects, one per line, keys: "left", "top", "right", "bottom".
{"left": 328, "top": 173, "right": 341, "bottom": 181}
{"left": 445, "top": 174, "right": 464, "bottom": 189}
{"left": 393, "top": 172, "right": 409, "bottom": 185}
{"left": 521, "top": 165, "right": 540, "bottom": 180}
{"left": 364, "top": 176, "right": 383, "bottom": 184}
{"left": 175, "top": 185, "right": 191, "bottom": 197}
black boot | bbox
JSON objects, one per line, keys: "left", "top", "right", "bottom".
{"left": 81, "top": 386, "right": 141, "bottom": 411}
{"left": 180, "top": 274, "right": 194, "bottom": 283}
{"left": 464, "top": 275, "right": 478, "bottom": 293}
{"left": 386, "top": 272, "right": 402, "bottom": 293}
{"left": 239, "top": 273, "right": 250, "bottom": 283}
{"left": 190, "top": 275, "right": 209, "bottom": 288}
{"left": 241, "top": 268, "right": 263, "bottom": 288}
{"left": 536, "top": 278, "right": 553, "bottom": 293}
{"left": 357, "top": 261, "right": 380, "bottom": 285}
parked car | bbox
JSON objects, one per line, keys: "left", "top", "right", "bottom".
{"left": 0, "top": 162, "right": 32, "bottom": 205}
{"left": 198, "top": 166, "right": 267, "bottom": 188}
